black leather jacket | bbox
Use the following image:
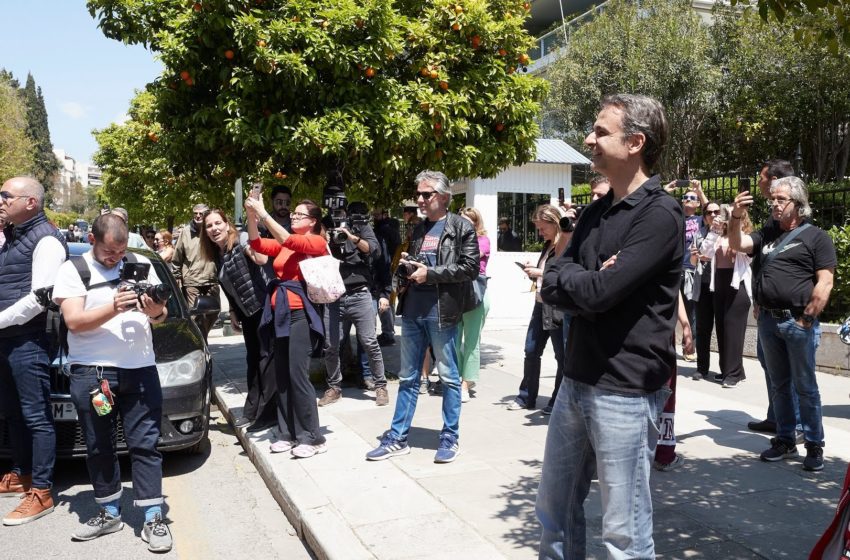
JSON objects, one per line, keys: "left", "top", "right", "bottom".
{"left": 396, "top": 213, "right": 479, "bottom": 328}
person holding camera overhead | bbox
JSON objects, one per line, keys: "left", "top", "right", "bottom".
{"left": 53, "top": 213, "right": 172, "bottom": 552}
{"left": 318, "top": 200, "right": 390, "bottom": 408}
{"left": 245, "top": 196, "right": 329, "bottom": 459}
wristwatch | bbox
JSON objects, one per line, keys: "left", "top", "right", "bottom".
{"left": 801, "top": 313, "right": 815, "bottom": 324}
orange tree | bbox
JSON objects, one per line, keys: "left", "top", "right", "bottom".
{"left": 92, "top": 91, "right": 232, "bottom": 228}
{"left": 87, "top": 0, "right": 548, "bottom": 205}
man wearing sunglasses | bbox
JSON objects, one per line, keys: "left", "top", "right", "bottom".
{"left": 366, "top": 170, "right": 479, "bottom": 464}
{"left": 0, "top": 177, "right": 68, "bottom": 525}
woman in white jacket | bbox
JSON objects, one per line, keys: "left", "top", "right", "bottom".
{"left": 699, "top": 204, "right": 753, "bottom": 388}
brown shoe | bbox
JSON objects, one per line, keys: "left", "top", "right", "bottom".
{"left": 0, "top": 473, "right": 31, "bottom": 497}
{"left": 318, "top": 387, "right": 341, "bottom": 407}
{"left": 2, "top": 488, "right": 54, "bottom": 525}
{"left": 375, "top": 387, "right": 389, "bottom": 406}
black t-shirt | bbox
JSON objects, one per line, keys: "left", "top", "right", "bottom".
{"left": 750, "top": 220, "right": 836, "bottom": 309}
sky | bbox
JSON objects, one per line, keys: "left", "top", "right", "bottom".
{"left": 0, "top": 1, "right": 163, "bottom": 165}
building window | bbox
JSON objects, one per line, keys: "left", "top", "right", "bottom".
{"left": 496, "top": 192, "right": 550, "bottom": 252}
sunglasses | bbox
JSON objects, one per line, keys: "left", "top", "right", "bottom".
{"left": 682, "top": 195, "right": 698, "bottom": 201}
{"left": 705, "top": 209, "right": 720, "bottom": 215}
{"left": 415, "top": 191, "right": 437, "bottom": 200}
{"left": 0, "top": 191, "right": 27, "bottom": 202}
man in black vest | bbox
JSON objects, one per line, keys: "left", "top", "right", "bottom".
{"left": 0, "top": 177, "right": 68, "bottom": 525}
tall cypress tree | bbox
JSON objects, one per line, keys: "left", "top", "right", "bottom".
{"left": 22, "top": 73, "right": 58, "bottom": 189}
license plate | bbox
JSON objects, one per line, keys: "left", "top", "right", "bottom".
{"left": 52, "top": 401, "right": 77, "bottom": 422}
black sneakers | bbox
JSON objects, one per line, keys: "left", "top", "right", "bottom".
{"left": 802, "top": 442, "right": 824, "bottom": 471}
{"left": 759, "top": 438, "right": 799, "bottom": 462}
{"left": 747, "top": 419, "right": 777, "bottom": 433}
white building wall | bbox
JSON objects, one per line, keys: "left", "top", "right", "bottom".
{"left": 452, "top": 162, "right": 574, "bottom": 321}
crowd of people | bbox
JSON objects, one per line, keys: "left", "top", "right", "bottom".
{"left": 0, "top": 90, "right": 841, "bottom": 558}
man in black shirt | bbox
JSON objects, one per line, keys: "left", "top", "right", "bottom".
{"left": 746, "top": 159, "right": 800, "bottom": 435}
{"left": 318, "top": 201, "right": 389, "bottom": 407}
{"left": 538, "top": 94, "right": 681, "bottom": 559}
{"left": 729, "top": 176, "right": 835, "bottom": 471}
{"left": 497, "top": 217, "right": 523, "bottom": 252}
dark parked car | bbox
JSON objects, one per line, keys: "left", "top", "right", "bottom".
{"left": 0, "top": 243, "right": 215, "bottom": 458}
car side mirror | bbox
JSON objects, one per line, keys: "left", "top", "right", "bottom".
{"left": 189, "top": 295, "right": 220, "bottom": 322}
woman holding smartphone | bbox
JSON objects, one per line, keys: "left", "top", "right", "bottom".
{"left": 698, "top": 204, "right": 753, "bottom": 387}
{"left": 245, "top": 196, "right": 328, "bottom": 458}
{"left": 507, "top": 205, "right": 569, "bottom": 412}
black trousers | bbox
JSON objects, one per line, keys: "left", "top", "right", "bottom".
{"left": 713, "top": 269, "right": 750, "bottom": 382}
{"left": 695, "top": 278, "right": 714, "bottom": 376}
{"left": 274, "top": 309, "right": 325, "bottom": 446}
{"left": 240, "top": 310, "right": 277, "bottom": 423}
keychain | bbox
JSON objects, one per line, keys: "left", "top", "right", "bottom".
{"left": 89, "top": 367, "right": 114, "bottom": 416}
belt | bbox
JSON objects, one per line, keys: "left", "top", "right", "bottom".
{"left": 761, "top": 307, "right": 803, "bottom": 320}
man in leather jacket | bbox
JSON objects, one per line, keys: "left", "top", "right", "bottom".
{"left": 365, "top": 170, "right": 478, "bottom": 464}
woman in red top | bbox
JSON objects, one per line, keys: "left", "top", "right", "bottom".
{"left": 245, "top": 197, "right": 328, "bottom": 458}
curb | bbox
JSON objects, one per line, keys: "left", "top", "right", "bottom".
{"left": 213, "top": 382, "right": 375, "bottom": 560}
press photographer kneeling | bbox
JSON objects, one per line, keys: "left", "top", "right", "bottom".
{"left": 319, "top": 200, "right": 390, "bottom": 407}
{"left": 51, "top": 213, "right": 174, "bottom": 552}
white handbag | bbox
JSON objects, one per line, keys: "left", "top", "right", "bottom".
{"left": 298, "top": 249, "right": 345, "bottom": 304}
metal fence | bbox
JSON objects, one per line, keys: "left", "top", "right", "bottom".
{"left": 496, "top": 193, "right": 551, "bottom": 251}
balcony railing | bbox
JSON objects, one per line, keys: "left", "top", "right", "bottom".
{"left": 529, "top": 1, "right": 613, "bottom": 68}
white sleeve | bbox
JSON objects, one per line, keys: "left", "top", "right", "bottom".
{"left": 51, "top": 259, "right": 88, "bottom": 303}
{"left": 0, "top": 236, "right": 67, "bottom": 329}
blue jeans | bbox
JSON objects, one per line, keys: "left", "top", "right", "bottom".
{"left": 757, "top": 311, "right": 823, "bottom": 446}
{"left": 70, "top": 365, "right": 164, "bottom": 506}
{"left": 0, "top": 333, "right": 56, "bottom": 489}
{"left": 537, "top": 378, "right": 668, "bottom": 560}
{"left": 757, "top": 334, "right": 801, "bottom": 428}
{"left": 519, "top": 303, "right": 565, "bottom": 409}
{"left": 389, "top": 317, "right": 461, "bottom": 440}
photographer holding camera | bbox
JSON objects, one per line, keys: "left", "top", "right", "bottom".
{"left": 52, "top": 213, "right": 173, "bottom": 552}
{"left": 366, "top": 171, "right": 479, "bottom": 464}
{"left": 318, "top": 201, "right": 390, "bottom": 407}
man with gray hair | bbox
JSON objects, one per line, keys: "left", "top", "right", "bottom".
{"left": 110, "top": 207, "right": 147, "bottom": 249}
{"left": 538, "top": 94, "right": 681, "bottom": 558}
{"left": 730, "top": 175, "right": 835, "bottom": 471}
{"left": 366, "top": 170, "right": 478, "bottom": 464}
{"left": 0, "top": 176, "right": 68, "bottom": 525}
{"left": 172, "top": 203, "right": 219, "bottom": 338}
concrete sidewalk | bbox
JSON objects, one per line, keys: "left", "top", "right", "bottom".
{"left": 208, "top": 320, "right": 850, "bottom": 560}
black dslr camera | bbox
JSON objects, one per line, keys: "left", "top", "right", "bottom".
{"left": 396, "top": 253, "right": 428, "bottom": 293}
{"left": 118, "top": 262, "right": 171, "bottom": 304}
{"left": 559, "top": 205, "right": 586, "bottom": 233}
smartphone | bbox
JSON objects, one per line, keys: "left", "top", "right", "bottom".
{"left": 250, "top": 182, "right": 263, "bottom": 200}
{"left": 557, "top": 187, "right": 564, "bottom": 204}
{"left": 738, "top": 177, "right": 751, "bottom": 194}
{"left": 674, "top": 179, "right": 691, "bottom": 189}
{"left": 515, "top": 261, "right": 526, "bottom": 270}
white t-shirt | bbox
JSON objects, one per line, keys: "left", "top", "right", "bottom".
{"left": 52, "top": 251, "right": 161, "bottom": 368}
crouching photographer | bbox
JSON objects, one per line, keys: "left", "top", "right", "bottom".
{"left": 52, "top": 213, "right": 174, "bottom": 552}
{"left": 319, "top": 201, "right": 390, "bottom": 407}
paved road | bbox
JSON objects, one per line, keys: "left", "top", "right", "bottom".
{"left": 0, "top": 407, "right": 312, "bottom": 560}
